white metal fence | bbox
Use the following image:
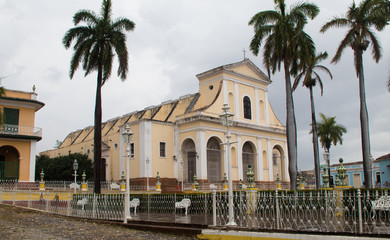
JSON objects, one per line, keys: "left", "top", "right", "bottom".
{"left": 0, "top": 188, "right": 389, "bottom": 236}
{"left": 0, "top": 180, "right": 154, "bottom": 191}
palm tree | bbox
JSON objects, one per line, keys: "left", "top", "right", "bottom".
{"left": 63, "top": 0, "right": 135, "bottom": 193}
{"left": 292, "top": 52, "right": 332, "bottom": 189}
{"left": 316, "top": 113, "right": 347, "bottom": 185}
{"left": 320, "top": 0, "right": 387, "bottom": 188}
{"left": 248, "top": 0, "right": 319, "bottom": 189}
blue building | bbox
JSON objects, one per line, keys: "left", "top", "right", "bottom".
{"left": 324, "top": 153, "right": 390, "bottom": 188}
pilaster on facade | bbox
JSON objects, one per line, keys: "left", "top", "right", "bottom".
{"left": 223, "top": 80, "right": 228, "bottom": 105}
{"left": 173, "top": 124, "right": 181, "bottom": 179}
{"left": 234, "top": 83, "right": 239, "bottom": 120}
{"left": 140, "top": 121, "right": 152, "bottom": 177}
{"left": 265, "top": 91, "right": 270, "bottom": 125}
{"left": 237, "top": 135, "right": 243, "bottom": 180}
{"left": 267, "top": 139, "right": 273, "bottom": 181}
{"left": 196, "top": 130, "right": 207, "bottom": 180}
{"left": 284, "top": 142, "right": 289, "bottom": 181}
{"left": 119, "top": 127, "right": 125, "bottom": 178}
{"left": 257, "top": 138, "right": 263, "bottom": 181}
{"left": 255, "top": 88, "right": 260, "bottom": 124}
{"left": 102, "top": 153, "right": 110, "bottom": 180}
{"left": 29, "top": 141, "right": 37, "bottom": 182}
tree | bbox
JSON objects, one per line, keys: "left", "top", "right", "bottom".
{"left": 0, "top": 78, "right": 5, "bottom": 126}
{"left": 316, "top": 113, "right": 347, "bottom": 184}
{"left": 35, "top": 153, "right": 93, "bottom": 181}
{"left": 63, "top": 0, "right": 135, "bottom": 193}
{"left": 248, "top": 0, "right": 319, "bottom": 189}
{"left": 292, "top": 52, "right": 332, "bottom": 189}
{"left": 320, "top": 0, "right": 388, "bottom": 188}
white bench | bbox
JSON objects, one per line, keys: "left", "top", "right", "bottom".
{"left": 175, "top": 198, "right": 191, "bottom": 215}
{"left": 130, "top": 198, "right": 140, "bottom": 214}
{"left": 70, "top": 183, "right": 80, "bottom": 191}
{"left": 77, "top": 198, "right": 88, "bottom": 210}
{"left": 372, "top": 196, "right": 390, "bottom": 211}
{"left": 110, "top": 182, "right": 120, "bottom": 190}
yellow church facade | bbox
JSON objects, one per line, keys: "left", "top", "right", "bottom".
{"left": 0, "top": 88, "right": 44, "bottom": 182}
{"left": 41, "top": 59, "right": 288, "bottom": 188}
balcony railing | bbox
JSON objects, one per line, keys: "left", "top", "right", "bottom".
{"left": 0, "top": 124, "right": 42, "bottom": 138}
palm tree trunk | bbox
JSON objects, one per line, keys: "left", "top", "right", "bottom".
{"left": 309, "top": 86, "right": 321, "bottom": 189}
{"left": 284, "top": 62, "right": 298, "bottom": 190}
{"left": 93, "top": 61, "right": 103, "bottom": 194}
{"left": 356, "top": 50, "right": 372, "bottom": 189}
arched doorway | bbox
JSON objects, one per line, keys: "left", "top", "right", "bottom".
{"left": 242, "top": 142, "right": 256, "bottom": 182}
{"left": 182, "top": 139, "right": 196, "bottom": 183}
{"left": 207, "top": 137, "right": 222, "bottom": 183}
{"left": 0, "top": 146, "right": 20, "bottom": 180}
{"left": 272, "top": 146, "right": 285, "bottom": 181}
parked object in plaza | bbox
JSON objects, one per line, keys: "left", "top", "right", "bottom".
{"left": 110, "top": 183, "right": 120, "bottom": 190}
{"left": 76, "top": 197, "right": 88, "bottom": 211}
{"left": 175, "top": 198, "right": 191, "bottom": 215}
{"left": 130, "top": 198, "right": 140, "bottom": 214}
{"left": 69, "top": 183, "right": 80, "bottom": 191}
{"left": 372, "top": 196, "right": 390, "bottom": 211}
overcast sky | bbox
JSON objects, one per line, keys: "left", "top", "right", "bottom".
{"left": 0, "top": 0, "right": 389, "bottom": 170}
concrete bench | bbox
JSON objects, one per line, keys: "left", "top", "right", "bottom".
{"left": 130, "top": 198, "right": 140, "bottom": 214}
{"left": 372, "top": 196, "right": 390, "bottom": 211}
{"left": 69, "top": 183, "right": 80, "bottom": 191}
{"left": 175, "top": 198, "right": 191, "bottom": 215}
{"left": 77, "top": 198, "right": 88, "bottom": 210}
{"left": 110, "top": 182, "right": 120, "bottom": 190}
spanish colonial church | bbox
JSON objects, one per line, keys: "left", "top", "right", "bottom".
{"left": 41, "top": 59, "right": 288, "bottom": 189}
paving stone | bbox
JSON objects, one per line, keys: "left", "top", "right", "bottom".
{"left": 0, "top": 204, "right": 198, "bottom": 240}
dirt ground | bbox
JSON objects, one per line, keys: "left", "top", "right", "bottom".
{"left": 0, "top": 204, "right": 198, "bottom": 240}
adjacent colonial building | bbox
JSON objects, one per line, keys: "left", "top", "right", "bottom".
{"left": 0, "top": 87, "right": 44, "bottom": 182}
{"left": 323, "top": 153, "right": 390, "bottom": 188}
{"left": 41, "top": 59, "right": 288, "bottom": 188}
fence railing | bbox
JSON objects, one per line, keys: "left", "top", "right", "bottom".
{"left": 0, "top": 188, "right": 389, "bottom": 236}
{"left": 0, "top": 124, "right": 42, "bottom": 137}
{"left": 0, "top": 180, "right": 155, "bottom": 191}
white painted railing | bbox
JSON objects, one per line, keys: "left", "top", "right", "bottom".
{"left": 0, "top": 124, "right": 42, "bottom": 137}
{"left": 0, "top": 189, "right": 389, "bottom": 236}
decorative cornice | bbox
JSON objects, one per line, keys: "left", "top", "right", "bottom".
{"left": 0, "top": 97, "right": 45, "bottom": 111}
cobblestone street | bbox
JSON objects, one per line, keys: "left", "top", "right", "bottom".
{"left": 0, "top": 205, "right": 198, "bottom": 240}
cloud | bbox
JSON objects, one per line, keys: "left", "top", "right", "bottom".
{"left": 0, "top": 0, "right": 388, "bottom": 172}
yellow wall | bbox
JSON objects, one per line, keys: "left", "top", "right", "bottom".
{"left": 0, "top": 136, "right": 31, "bottom": 181}
{"left": 151, "top": 123, "right": 175, "bottom": 178}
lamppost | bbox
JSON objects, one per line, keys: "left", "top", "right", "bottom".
{"left": 146, "top": 158, "right": 150, "bottom": 192}
{"left": 122, "top": 125, "right": 133, "bottom": 223}
{"left": 73, "top": 159, "right": 78, "bottom": 194}
{"left": 220, "top": 103, "right": 237, "bottom": 226}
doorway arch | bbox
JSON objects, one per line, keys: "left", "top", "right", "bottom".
{"left": 182, "top": 139, "right": 196, "bottom": 183}
{"left": 207, "top": 137, "right": 223, "bottom": 183}
{"left": 0, "top": 146, "right": 20, "bottom": 180}
{"left": 242, "top": 141, "right": 256, "bottom": 182}
{"left": 272, "top": 145, "right": 285, "bottom": 181}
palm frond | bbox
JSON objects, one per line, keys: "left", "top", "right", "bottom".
{"left": 73, "top": 10, "right": 98, "bottom": 26}
{"left": 332, "top": 29, "right": 355, "bottom": 63}
{"left": 366, "top": 29, "right": 382, "bottom": 62}
{"left": 112, "top": 18, "right": 136, "bottom": 32}
{"left": 320, "top": 18, "right": 350, "bottom": 33}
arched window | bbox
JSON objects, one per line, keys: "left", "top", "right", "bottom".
{"left": 207, "top": 137, "right": 222, "bottom": 183}
{"left": 242, "top": 142, "right": 256, "bottom": 182}
{"left": 182, "top": 139, "right": 196, "bottom": 183}
{"left": 243, "top": 96, "right": 252, "bottom": 119}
